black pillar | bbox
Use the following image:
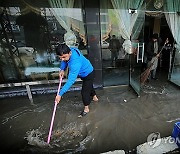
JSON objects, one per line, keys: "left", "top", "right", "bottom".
{"left": 83, "top": 0, "right": 103, "bottom": 87}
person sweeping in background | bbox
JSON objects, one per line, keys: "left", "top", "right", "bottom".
{"left": 146, "top": 33, "right": 162, "bottom": 80}
{"left": 141, "top": 36, "right": 168, "bottom": 84}
{"left": 55, "top": 43, "right": 98, "bottom": 117}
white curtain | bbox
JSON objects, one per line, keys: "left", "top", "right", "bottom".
{"left": 165, "top": 13, "right": 180, "bottom": 50}
{"left": 48, "top": 0, "right": 78, "bottom": 46}
{"left": 100, "top": 1, "right": 112, "bottom": 41}
{"left": 164, "top": 0, "right": 180, "bottom": 51}
{"left": 49, "top": 0, "right": 74, "bottom": 31}
{"left": 111, "top": 0, "right": 144, "bottom": 54}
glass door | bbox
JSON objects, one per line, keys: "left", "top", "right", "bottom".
{"left": 129, "top": 6, "right": 145, "bottom": 96}
{"left": 163, "top": 9, "right": 180, "bottom": 87}
{"left": 100, "top": 0, "right": 130, "bottom": 87}
{"left": 169, "top": 46, "right": 180, "bottom": 86}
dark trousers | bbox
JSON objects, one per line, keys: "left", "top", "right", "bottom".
{"left": 111, "top": 50, "right": 118, "bottom": 62}
{"left": 81, "top": 71, "right": 96, "bottom": 106}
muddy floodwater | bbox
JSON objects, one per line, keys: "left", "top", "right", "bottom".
{"left": 0, "top": 81, "right": 180, "bottom": 153}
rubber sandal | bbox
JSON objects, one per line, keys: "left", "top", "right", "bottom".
{"left": 78, "top": 111, "right": 88, "bottom": 118}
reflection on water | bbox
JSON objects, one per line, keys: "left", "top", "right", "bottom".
{"left": 2, "top": 109, "right": 32, "bottom": 124}
{"left": 1, "top": 105, "right": 47, "bottom": 125}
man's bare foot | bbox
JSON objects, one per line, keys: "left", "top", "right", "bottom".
{"left": 84, "top": 106, "right": 89, "bottom": 113}
{"left": 93, "top": 95, "right": 99, "bottom": 102}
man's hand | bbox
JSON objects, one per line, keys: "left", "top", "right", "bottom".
{"left": 59, "top": 70, "right": 65, "bottom": 79}
{"left": 55, "top": 95, "right": 61, "bottom": 104}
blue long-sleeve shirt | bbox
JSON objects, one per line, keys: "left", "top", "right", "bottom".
{"left": 59, "top": 47, "right": 93, "bottom": 96}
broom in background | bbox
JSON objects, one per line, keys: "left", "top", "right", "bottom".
{"left": 140, "top": 38, "right": 168, "bottom": 85}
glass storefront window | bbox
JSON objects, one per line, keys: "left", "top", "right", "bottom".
{"left": 100, "top": 0, "right": 145, "bottom": 95}
{"left": 100, "top": 0, "right": 129, "bottom": 86}
{"left": 0, "top": 1, "right": 87, "bottom": 84}
{"left": 100, "top": 0, "right": 171, "bottom": 91}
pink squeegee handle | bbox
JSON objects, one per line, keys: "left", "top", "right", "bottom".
{"left": 47, "top": 77, "right": 62, "bottom": 144}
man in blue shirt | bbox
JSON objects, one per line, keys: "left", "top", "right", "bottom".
{"left": 55, "top": 43, "right": 98, "bottom": 117}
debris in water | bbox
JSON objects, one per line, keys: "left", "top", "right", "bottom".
{"left": 55, "top": 130, "right": 61, "bottom": 136}
{"left": 25, "top": 129, "right": 50, "bottom": 147}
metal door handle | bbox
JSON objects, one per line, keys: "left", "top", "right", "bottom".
{"left": 137, "top": 43, "right": 144, "bottom": 63}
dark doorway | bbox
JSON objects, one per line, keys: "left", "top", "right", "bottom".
{"left": 144, "top": 14, "right": 174, "bottom": 81}
{"left": 160, "top": 16, "right": 174, "bottom": 71}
